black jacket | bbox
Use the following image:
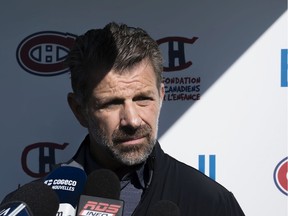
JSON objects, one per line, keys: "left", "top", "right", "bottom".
{"left": 72, "top": 138, "right": 245, "bottom": 216}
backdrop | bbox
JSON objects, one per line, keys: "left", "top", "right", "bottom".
{"left": 0, "top": 1, "right": 287, "bottom": 215}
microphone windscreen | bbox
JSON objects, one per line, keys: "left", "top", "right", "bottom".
{"left": 43, "top": 166, "right": 87, "bottom": 207}
{"left": 5, "top": 181, "right": 59, "bottom": 216}
{"left": 82, "top": 169, "right": 120, "bottom": 199}
{"left": 148, "top": 200, "right": 180, "bottom": 216}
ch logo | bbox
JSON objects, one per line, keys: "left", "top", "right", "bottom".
{"left": 157, "top": 36, "right": 198, "bottom": 72}
{"left": 16, "top": 31, "right": 77, "bottom": 76}
{"left": 274, "top": 157, "right": 288, "bottom": 195}
{"left": 21, "top": 142, "right": 69, "bottom": 178}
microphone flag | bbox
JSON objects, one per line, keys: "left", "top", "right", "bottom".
{"left": 77, "top": 195, "right": 124, "bottom": 216}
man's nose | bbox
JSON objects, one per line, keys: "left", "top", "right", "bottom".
{"left": 120, "top": 101, "right": 142, "bottom": 128}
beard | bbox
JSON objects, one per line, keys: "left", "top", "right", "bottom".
{"left": 90, "top": 122, "right": 157, "bottom": 166}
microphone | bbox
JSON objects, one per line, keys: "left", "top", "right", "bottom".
{"left": 0, "top": 181, "right": 59, "bottom": 216}
{"left": 147, "top": 200, "right": 180, "bottom": 216}
{"left": 0, "top": 201, "right": 32, "bottom": 216}
{"left": 43, "top": 166, "right": 87, "bottom": 216}
{"left": 77, "top": 169, "right": 124, "bottom": 216}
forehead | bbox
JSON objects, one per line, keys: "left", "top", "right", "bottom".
{"left": 91, "top": 60, "right": 158, "bottom": 97}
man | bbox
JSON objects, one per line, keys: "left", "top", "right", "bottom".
{"left": 64, "top": 22, "right": 245, "bottom": 215}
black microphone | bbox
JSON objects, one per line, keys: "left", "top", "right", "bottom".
{"left": 0, "top": 181, "right": 59, "bottom": 216}
{"left": 147, "top": 200, "right": 180, "bottom": 216}
{"left": 77, "top": 169, "right": 124, "bottom": 216}
{"left": 43, "top": 165, "right": 87, "bottom": 216}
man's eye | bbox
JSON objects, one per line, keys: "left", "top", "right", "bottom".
{"left": 135, "top": 96, "right": 151, "bottom": 101}
{"left": 134, "top": 96, "right": 153, "bottom": 105}
{"left": 98, "top": 100, "right": 122, "bottom": 109}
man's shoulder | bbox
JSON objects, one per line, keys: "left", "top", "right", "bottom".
{"left": 156, "top": 153, "right": 246, "bottom": 214}
{"left": 161, "top": 152, "right": 230, "bottom": 196}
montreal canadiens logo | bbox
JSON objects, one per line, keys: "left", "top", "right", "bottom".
{"left": 16, "top": 31, "right": 77, "bottom": 76}
{"left": 273, "top": 157, "right": 288, "bottom": 195}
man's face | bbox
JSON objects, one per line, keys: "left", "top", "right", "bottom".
{"left": 85, "top": 59, "right": 164, "bottom": 167}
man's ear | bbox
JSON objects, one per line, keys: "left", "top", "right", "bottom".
{"left": 67, "top": 93, "right": 89, "bottom": 128}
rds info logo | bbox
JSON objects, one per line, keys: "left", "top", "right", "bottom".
{"left": 16, "top": 31, "right": 77, "bottom": 76}
{"left": 273, "top": 157, "right": 288, "bottom": 195}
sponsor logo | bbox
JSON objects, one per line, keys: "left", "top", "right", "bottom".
{"left": 16, "top": 31, "right": 77, "bottom": 76}
{"left": 44, "top": 179, "right": 77, "bottom": 186}
{"left": 273, "top": 157, "right": 288, "bottom": 195}
{"left": 79, "top": 201, "right": 121, "bottom": 216}
{"left": 44, "top": 179, "right": 77, "bottom": 191}
{"left": 21, "top": 142, "right": 69, "bottom": 178}
{"left": 281, "top": 49, "right": 288, "bottom": 87}
{"left": 163, "top": 76, "right": 201, "bottom": 101}
{"left": 157, "top": 36, "right": 200, "bottom": 101}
